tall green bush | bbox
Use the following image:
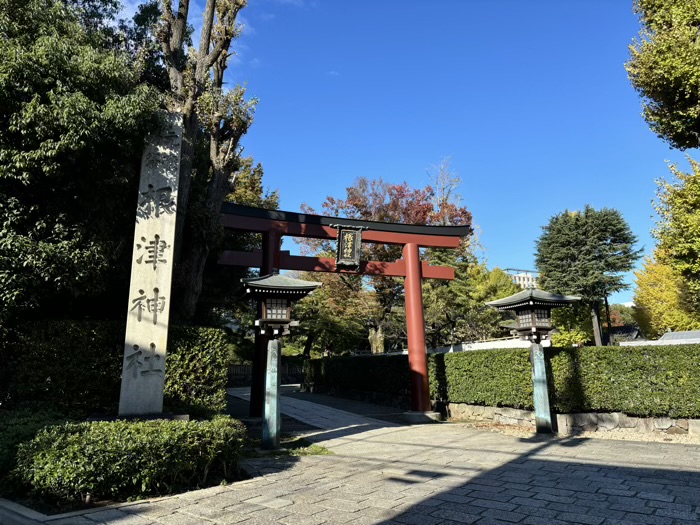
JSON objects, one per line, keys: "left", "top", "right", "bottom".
{"left": 165, "top": 327, "right": 230, "bottom": 416}
{"left": 14, "top": 416, "right": 246, "bottom": 503}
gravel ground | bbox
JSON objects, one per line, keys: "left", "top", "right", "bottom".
{"left": 450, "top": 419, "right": 700, "bottom": 444}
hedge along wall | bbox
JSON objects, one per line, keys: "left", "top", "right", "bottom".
{"left": 304, "top": 344, "right": 700, "bottom": 419}
{"left": 549, "top": 345, "right": 700, "bottom": 418}
{"left": 6, "top": 321, "right": 230, "bottom": 416}
{"left": 430, "top": 350, "right": 533, "bottom": 410}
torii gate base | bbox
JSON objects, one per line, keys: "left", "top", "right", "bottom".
{"left": 218, "top": 204, "right": 471, "bottom": 417}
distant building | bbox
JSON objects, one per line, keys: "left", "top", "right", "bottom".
{"left": 505, "top": 268, "right": 538, "bottom": 289}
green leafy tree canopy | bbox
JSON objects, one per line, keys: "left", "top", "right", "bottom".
{"left": 626, "top": 0, "right": 700, "bottom": 149}
{"left": 0, "top": 0, "right": 161, "bottom": 323}
{"left": 535, "top": 206, "right": 641, "bottom": 346}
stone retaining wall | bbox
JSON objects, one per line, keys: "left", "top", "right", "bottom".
{"left": 446, "top": 402, "right": 700, "bottom": 436}
{"left": 446, "top": 403, "right": 536, "bottom": 430}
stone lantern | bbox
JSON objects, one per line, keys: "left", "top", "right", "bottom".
{"left": 242, "top": 271, "right": 321, "bottom": 449}
{"left": 486, "top": 287, "right": 580, "bottom": 343}
{"left": 487, "top": 287, "right": 580, "bottom": 433}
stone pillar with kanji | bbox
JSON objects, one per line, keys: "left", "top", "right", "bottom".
{"left": 119, "top": 113, "right": 182, "bottom": 416}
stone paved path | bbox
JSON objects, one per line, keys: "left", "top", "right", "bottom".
{"left": 3, "top": 390, "right": 700, "bottom": 525}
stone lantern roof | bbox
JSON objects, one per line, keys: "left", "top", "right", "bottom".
{"left": 486, "top": 288, "right": 580, "bottom": 311}
{"left": 241, "top": 271, "right": 321, "bottom": 296}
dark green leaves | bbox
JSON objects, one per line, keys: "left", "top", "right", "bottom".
{"left": 535, "top": 206, "right": 641, "bottom": 303}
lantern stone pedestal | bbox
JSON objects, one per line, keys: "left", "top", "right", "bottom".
{"left": 263, "top": 338, "right": 282, "bottom": 450}
{"left": 530, "top": 343, "right": 552, "bottom": 432}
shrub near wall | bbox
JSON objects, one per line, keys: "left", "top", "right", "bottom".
{"left": 14, "top": 416, "right": 246, "bottom": 503}
{"left": 10, "top": 321, "right": 124, "bottom": 411}
{"left": 304, "top": 349, "right": 532, "bottom": 407}
{"left": 430, "top": 350, "right": 533, "bottom": 409}
{"left": 165, "top": 327, "right": 230, "bottom": 416}
{"left": 8, "top": 321, "right": 231, "bottom": 415}
{"left": 550, "top": 345, "right": 700, "bottom": 418}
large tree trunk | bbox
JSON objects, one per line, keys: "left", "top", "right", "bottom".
{"left": 369, "top": 325, "right": 385, "bottom": 354}
{"left": 159, "top": 0, "right": 249, "bottom": 323}
{"left": 604, "top": 296, "right": 613, "bottom": 346}
{"left": 590, "top": 301, "right": 603, "bottom": 347}
{"left": 303, "top": 333, "right": 315, "bottom": 359}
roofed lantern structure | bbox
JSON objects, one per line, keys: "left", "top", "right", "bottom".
{"left": 487, "top": 287, "right": 580, "bottom": 341}
{"left": 242, "top": 271, "right": 321, "bottom": 327}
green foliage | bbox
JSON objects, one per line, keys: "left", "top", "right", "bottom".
{"left": 164, "top": 327, "right": 230, "bottom": 416}
{"left": 293, "top": 271, "right": 377, "bottom": 356}
{"left": 0, "top": 406, "right": 72, "bottom": 492}
{"left": 0, "top": 0, "right": 162, "bottom": 323}
{"left": 626, "top": 0, "right": 700, "bottom": 149}
{"left": 5, "top": 321, "right": 231, "bottom": 416}
{"left": 550, "top": 328, "right": 590, "bottom": 348}
{"left": 536, "top": 206, "right": 641, "bottom": 303}
{"left": 551, "top": 305, "right": 594, "bottom": 345}
{"left": 430, "top": 351, "right": 533, "bottom": 409}
{"left": 14, "top": 416, "right": 246, "bottom": 503}
{"left": 304, "top": 350, "right": 531, "bottom": 407}
{"left": 608, "top": 304, "right": 636, "bottom": 327}
{"left": 550, "top": 345, "right": 700, "bottom": 418}
{"left": 423, "top": 250, "right": 519, "bottom": 347}
{"left": 633, "top": 253, "right": 700, "bottom": 338}
{"left": 653, "top": 158, "right": 700, "bottom": 313}
{"left": 8, "top": 321, "right": 124, "bottom": 411}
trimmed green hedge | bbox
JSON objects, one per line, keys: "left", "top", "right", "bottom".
{"left": 9, "top": 321, "right": 124, "bottom": 412}
{"left": 5, "top": 321, "right": 231, "bottom": 415}
{"left": 14, "top": 416, "right": 246, "bottom": 503}
{"left": 550, "top": 345, "right": 700, "bottom": 418}
{"left": 430, "top": 350, "right": 533, "bottom": 409}
{"left": 304, "top": 344, "right": 700, "bottom": 418}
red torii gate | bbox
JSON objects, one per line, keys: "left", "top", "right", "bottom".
{"left": 219, "top": 203, "right": 471, "bottom": 416}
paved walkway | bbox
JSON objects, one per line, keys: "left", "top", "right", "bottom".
{"left": 3, "top": 390, "right": 700, "bottom": 525}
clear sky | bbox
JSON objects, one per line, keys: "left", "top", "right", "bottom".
{"left": 145, "top": 0, "right": 699, "bottom": 304}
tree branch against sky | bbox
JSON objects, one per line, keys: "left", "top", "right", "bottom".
{"left": 155, "top": 0, "right": 260, "bottom": 321}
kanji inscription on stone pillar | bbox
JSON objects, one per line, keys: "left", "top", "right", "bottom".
{"left": 119, "top": 112, "right": 182, "bottom": 416}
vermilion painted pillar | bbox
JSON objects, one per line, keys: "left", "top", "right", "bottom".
{"left": 250, "top": 231, "right": 282, "bottom": 417}
{"left": 403, "top": 242, "right": 431, "bottom": 412}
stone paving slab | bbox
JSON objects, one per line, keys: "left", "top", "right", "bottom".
{"left": 3, "top": 392, "right": 700, "bottom": 525}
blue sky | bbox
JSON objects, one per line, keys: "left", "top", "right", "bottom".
{"left": 138, "top": 0, "right": 697, "bottom": 304}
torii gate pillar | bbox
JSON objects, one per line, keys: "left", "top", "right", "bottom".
{"left": 403, "top": 243, "right": 431, "bottom": 412}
